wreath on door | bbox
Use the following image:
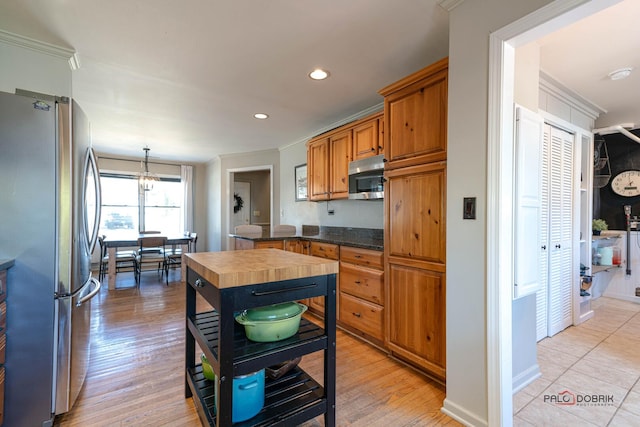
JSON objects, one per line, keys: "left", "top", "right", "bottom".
{"left": 233, "top": 193, "right": 244, "bottom": 213}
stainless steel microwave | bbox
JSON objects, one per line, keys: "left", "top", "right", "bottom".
{"left": 348, "top": 154, "right": 385, "bottom": 200}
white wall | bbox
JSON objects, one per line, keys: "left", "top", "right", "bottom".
{"left": 444, "top": 1, "right": 553, "bottom": 425}
{"left": 279, "top": 140, "right": 384, "bottom": 230}
{"left": 205, "top": 149, "right": 280, "bottom": 251}
{"left": 206, "top": 157, "right": 223, "bottom": 252}
{"left": 0, "top": 36, "right": 72, "bottom": 97}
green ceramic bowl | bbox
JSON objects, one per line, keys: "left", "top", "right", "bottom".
{"left": 236, "top": 302, "right": 307, "bottom": 342}
{"left": 200, "top": 353, "right": 216, "bottom": 381}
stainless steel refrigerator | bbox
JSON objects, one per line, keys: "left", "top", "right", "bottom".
{"left": 0, "top": 90, "right": 102, "bottom": 426}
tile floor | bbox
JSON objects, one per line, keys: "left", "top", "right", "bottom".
{"left": 514, "top": 297, "right": 640, "bottom": 426}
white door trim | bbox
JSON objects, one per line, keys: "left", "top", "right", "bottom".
{"left": 487, "top": 0, "right": 619, "bottom": 425}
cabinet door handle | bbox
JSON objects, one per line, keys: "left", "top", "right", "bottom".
{"left": 354, "top": 280, "right": 361, "bottom": 285}
{"left": 352, "top": 312, "right": 361, "bottom": 318}
{"left": 354, "top": 255, "right": 362, "bottom": 258}
{"left": 555, "top": 244, "right": 561, "bottom": 249}
{"left": 370, "top": 147, "right": 375, "bottom": 152}
{"left": 541, "top": 245, "right": 546, "bottom": 250}
{"left": 251, "top": 283, "right": 317, "bottom": 296}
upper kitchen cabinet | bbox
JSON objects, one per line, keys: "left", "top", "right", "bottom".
{"left": 307, "top": 129, "right": 352, "bottom": 201}
{"left": 352, "top": 112, "right": 384, "bottom": 160}
{"left": 307, "top": 136, "right": 330, "bottom": 201}
{"left": 329, "top": 129, "right": 352, "bottom": 199}
{"left": 379, "top": 57, "right": 448, "bottom": 170}
{"left": 307, "top": 111, "right": 384, "bottom": 201}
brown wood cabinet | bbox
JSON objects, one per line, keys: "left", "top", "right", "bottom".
{"left": 306, "top": 110, "right": 383, "bottom": 201}
{"left": 307, "top": 137, "right": 330, "bottom": 201}
{"left": 306, "top": 129, "right": 352, "bottom": 201}
{"left": 308, "top": 242, "right": 340, "bottom": 315}
{"left": 379, "top": 57, "right": 448, "bottom": 171}
{"left": 380, "top": 58, "right": 448, "bottom": 382}
{"left": 339, "top": 246, "right": 384, "bottom": 344}
{"left": 234, "top": 238, "right": 285, "bottom": 250}
{"left": 352, "top": 113, "right": 384, "bottom": 160}
{"left": 0, "top": 267, "right": 8, "bottom": 425}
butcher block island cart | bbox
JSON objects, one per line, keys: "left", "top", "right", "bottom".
{"left": 184, "top": 249, "right": 339, "bottom": 426}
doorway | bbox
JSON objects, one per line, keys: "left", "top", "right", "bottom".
{"left": 488, "top": 0, "right": 621, "bottom": 423}
{"left": 226, "top": 165, "right": 273, "bottom": 250}
{"left": 233, "top": 181, "right": 251, "bottom": 228}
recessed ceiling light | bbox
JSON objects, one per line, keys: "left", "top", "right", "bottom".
{"left": 608, "top": 67, "right": 633, "bottom": 81}
{"left": 254, "top": 113, "right": 269, "bottom": 119}
{"left": 309, "top": 68, "right": 330, "bottom": 80}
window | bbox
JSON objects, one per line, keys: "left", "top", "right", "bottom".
{"left": 99, "top": 174, "right": 182, "bottom": 236}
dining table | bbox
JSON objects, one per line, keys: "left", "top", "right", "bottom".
{"left": 102, "top": 232, "right": 194, "bottom": 290}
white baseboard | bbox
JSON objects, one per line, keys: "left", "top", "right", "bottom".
{"left": 512, "top": 364, "right": 541, "bottom": 394}
{"left": 441, "top": 398, "right": 488, "bottom": 427}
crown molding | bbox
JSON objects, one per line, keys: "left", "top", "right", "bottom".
{"left": 279, "top": 102, "right": 384, "bottom": 151}
{"left": 539, "top": 70, "right": 606, "bottom": 120}
{"left": 0, "top": 29, "right": 76, "bottom": 65}
{"left": 438, "top": 0, "right": 465, "bottom": 12}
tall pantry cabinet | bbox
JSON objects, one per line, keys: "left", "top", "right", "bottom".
{"left": 379, "top": 57, "right": 448, "bottom": 382}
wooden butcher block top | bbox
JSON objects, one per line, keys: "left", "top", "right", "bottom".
{"left": 184, "top": 249, "right": 339, "bottom": 289}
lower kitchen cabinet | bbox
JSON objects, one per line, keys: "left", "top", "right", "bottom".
{"left": 338, "top": 246, "right": 384, "bottom": 344}
{"left": 387, "top": 263, "right": 445, "bottom": 381}
{"left": 308, "top": 242, "right": 340, "bottom": 316}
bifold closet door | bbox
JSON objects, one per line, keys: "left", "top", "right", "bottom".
{"left": 537, "top": 124, "right": 574, "bottom": 340}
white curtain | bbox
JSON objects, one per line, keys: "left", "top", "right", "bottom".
{"left": 180, "top": 165, "right": 193, "bottom": 234}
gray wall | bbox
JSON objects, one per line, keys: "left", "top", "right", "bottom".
{"left": 279, "top": 139, "right": 384, "bottom": 230}
{"left": 445, "top": 0, "right": 553, "bottom": 425}
{"left": 205, "top": 149, "right": 280, "bottom": 251}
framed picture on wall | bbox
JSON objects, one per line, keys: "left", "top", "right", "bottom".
{"left": 295, "top": 164, "right": 307, "bottom": 201}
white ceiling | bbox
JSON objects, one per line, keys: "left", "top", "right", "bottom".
{"left": 0, "top": 1, "right": 638, "bottom": 162}
{"left": 536, "top": 0, "right": 640, "bottom": 129}
{"left": 0, "top": 1, "right": 449, "bottom": 162}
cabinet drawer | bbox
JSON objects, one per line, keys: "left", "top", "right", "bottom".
{"left": 254, "top": 240, "right": 285, "bottom": 250}
{"left": 0, "top": 270, "right": 5, "bottom": 304}
{"left": 340, "top": 263, "right": 384, "bottom": 305}
{"left": 310, "top": 242, "right": 339, "bottom": 260}
{"left": 0, "top": 366, "right": 4, "bottom": 425}
{"left": 340, "top": 246, "right": 383, "bottom": 270}
{"left": 339, "top": 293, "right": 383, "bottom": 340}
{"left": 0, "top": 302, "right": 5, "bottom": 332}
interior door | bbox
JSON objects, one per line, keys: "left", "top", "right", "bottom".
{"left": 547, "top": 124, "right": 574, "bottom": 337}
{"left": 536, "top": 124, "right": 575, "bottom": 339}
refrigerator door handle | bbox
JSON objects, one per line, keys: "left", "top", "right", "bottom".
{"left": 83, "top": 147, "right": 102, "bottom": 255}
{"left": 76, "top": 277, "right": 100, "bottom": 307}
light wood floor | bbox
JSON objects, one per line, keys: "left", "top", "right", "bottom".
{"left": 55, "top": 271, "right": 459, "bottom": 427}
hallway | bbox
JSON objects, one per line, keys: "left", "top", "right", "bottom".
{"left": 514, "top": 297, "right": 640, "bottom": 425}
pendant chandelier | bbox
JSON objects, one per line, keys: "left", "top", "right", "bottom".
{"left": 138, "top": 147, "right": 158, "bottom": 191}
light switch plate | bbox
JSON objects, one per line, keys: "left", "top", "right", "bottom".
{"left": 463, "top": 197, "right": 476, "bottom": 220}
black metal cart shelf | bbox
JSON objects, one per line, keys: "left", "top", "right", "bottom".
{"left": 185, "top": 265, "right": 337, "bottom": 427}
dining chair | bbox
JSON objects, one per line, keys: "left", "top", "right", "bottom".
{"left": 165, "top": 233, "right": 198, "bottom": 279}
{"left": 97, "top": 235, "right": 137, "bottom": 282}
{"left": 135, "top": 236, "right": 168, "bottom": 285}
{"left": 273, "top": 224, "right": 296, "bottom": 233}
{"left": 234, "top": 224, "right": 263, "bottom": 233}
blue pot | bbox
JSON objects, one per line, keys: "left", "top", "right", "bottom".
{"left": 215, "top": 369, "right": 265, "bottom": 422}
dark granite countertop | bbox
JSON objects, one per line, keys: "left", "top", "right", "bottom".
{"left": 0, "top": 259, "right": 15, "bottom": 271}
{"left": 229, "top": 226, "right": 383, "bottom": 251}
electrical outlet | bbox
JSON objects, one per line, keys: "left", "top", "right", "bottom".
{"left": 253, "top": 210, "right": 260, "bottom": 217}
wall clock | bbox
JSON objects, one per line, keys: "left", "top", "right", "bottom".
{"left": 611, "top": 170, "right": 640, "bottom": 197}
